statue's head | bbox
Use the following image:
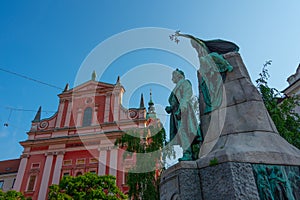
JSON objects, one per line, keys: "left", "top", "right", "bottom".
{"left": 172, "top": 69, "right": 185, "bottom": 83}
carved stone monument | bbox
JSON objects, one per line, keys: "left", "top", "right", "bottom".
{"left": 160, "top": 32, "right": 300, "bottom": 200}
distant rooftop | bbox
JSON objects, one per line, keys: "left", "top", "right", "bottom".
{"left": 0, "top": 159, "right": 20, "bottom": 175}
{"left": 287, "top": 63, "right": 300, "bottom": 85}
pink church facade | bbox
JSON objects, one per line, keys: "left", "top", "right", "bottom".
{"left": 13, "top": 76, "right": 149, "bottom": 199}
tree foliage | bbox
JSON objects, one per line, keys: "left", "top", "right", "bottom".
{"left": 256, "top": 61, "right": 300, "bottom": 149}
{"left": 0, "top": 190, "right": 27, "bottom": 200}
{"left": 48, "top": 173, "right": 127, "bottom": 200}
{"left": 115, "top": 122, "right": 174, "bottom": 200}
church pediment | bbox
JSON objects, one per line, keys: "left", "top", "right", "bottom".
{"left": 71, "top": 81, "right": 115, "bottom": 93}
{"left": 58, "top": 81, "right": 117, "bottom": 98}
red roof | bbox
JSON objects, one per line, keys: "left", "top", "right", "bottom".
{"left": 0, "top": 159, "right": 20, "bottom": 175}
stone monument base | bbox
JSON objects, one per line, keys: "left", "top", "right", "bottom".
{"left": 160, "top": 161, "right": 300, "bottom": 200}
{"left": 160, "top": 162, "right": 201, "bottom": 200}
{"left": 199, "top": 162, "right": 259, "bottom": 200}
{"left": 160, "top": 161, "right": 260, "bottom": 200}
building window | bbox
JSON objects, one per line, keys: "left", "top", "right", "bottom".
{"left": 76, "top": 172, "right": 83, "bottom": 176}
{"left": 12, "top": 178, "right": 16, "bottom": 189}
{"left": 89, "top": 158, "right": 98, "bottom": 164}
{"left": 63, "top": 172, "right": 70, "bottom": 176}
{"left": 82, "top": 107, "right": 93, "bottom": 127}
{"left": 76, "top": 158, "right": 85, "bottom": 165}
{"left": 27, "top": 175, "right": 37, "bottom": 191}
{"left": 89, "top": 168, "right": 97, "bottom": 174}
{"left": 124, "top": 172, "right": 129, "bottom": 184}
{"left": 123, "top": 168, "right": 131, "bottom": 185}
{"left": 0, "top": 180, "right": 4, "bottom": 189}
{"left": 31, "top": 163, "right": 40, "bottom": 168}
{"left": 63, "top": 160, "right": 72, "bottom": 166}
{"left": 62, "top": 170, "right": 71, "bottom": 177}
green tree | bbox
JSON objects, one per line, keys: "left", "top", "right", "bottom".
{"left": 0, "top": 189, "right": 27, "bottom": 200}
{"left": 256, "top": 61, "right": 300, "bottom": 149}
{"left": 48, "top": 173, "right": 127, "bottom": 200}
{"left": 115, "top": 122, "right": 174, "bottom": 200}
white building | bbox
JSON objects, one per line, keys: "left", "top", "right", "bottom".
{"left": 283, "top": 64, "right": 300, "bottom": 115}
{"left": 0, "top": 159, "right": 20, "bottom": 192}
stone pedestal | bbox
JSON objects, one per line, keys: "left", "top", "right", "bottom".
{"left": 161, "top": 161, "right": 300, "bottom": 200}
{"left": 200, "top": 162, "right": 259, "bottom": 200}
{"left": 160, "top": 161, "right": 260, "bottom": 200}
{"left": 160, "top": 162, "right": 201, "bottom": 200}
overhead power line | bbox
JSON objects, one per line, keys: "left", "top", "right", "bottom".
{"left": 2, "top": 106, "right": 56, "bottom": 128}
{"left": 4, "top": 106, "right": 56, "bottom": 113}
{"left": 0, "top": 67, "right": 64, "bottom": 90}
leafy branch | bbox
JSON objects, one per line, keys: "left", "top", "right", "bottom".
{"left": 256, "top": 61, "right": 300, "bottom": 149}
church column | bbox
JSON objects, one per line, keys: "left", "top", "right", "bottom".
{"left": 104, "top": 93, "right": 111, "bottom": 122}
{"left": 113, "top": 93, "right": 120, "bottom": 121}
{"left": 109, "top": 148, "right": 118, "bottom": 177}
{"left": 92, "top": 106, "right": 98, "bottom": 125}
{"left": 64, "top": 100, "right": 72, "bottom": 127}
{"left": 13, "top": 154, "right": 29, "bottom": 191}
{"left": 38, "top": 152, "right": 54, "bottom": 200}
{"left": 98, "top": 148, "right": 108, "bottom": 175}
{"left": 55, "top": 100, "right": 65, "bottom": 128}
{"left": 52, "top": 151, "right": 65, "bottom": 185}
{"left": 112, "top": 78, "right": 124, "bottom": 122}
{"left": 76, "top": 109, "right": 83, "bottom": 127}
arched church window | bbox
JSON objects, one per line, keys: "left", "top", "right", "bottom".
{"left": 82, "top": 107, "right": 92, "bottom": 127}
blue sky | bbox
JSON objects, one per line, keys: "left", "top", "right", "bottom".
{"left": 0, "top": 1, "right": 299, "bottom": 160}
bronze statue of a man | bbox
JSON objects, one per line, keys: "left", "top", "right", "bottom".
{"left": 165, "top": 69, "right": 202, "bottom": 161}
